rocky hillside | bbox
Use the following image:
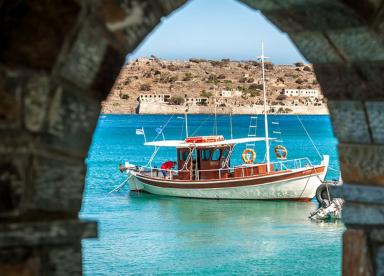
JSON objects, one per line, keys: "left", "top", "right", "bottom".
{"left": 102, "top": 57, "right": 325, "bottom": 114}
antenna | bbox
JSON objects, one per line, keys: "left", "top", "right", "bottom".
{"left": 230, "top": 111, "right": 233, "bottom": 139}
{"left": 260, "top": 41, "right": 271, "bottom": 173}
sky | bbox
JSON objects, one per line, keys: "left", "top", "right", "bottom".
{"left": 128, "top": 0, "right": 306, "bottom": 64}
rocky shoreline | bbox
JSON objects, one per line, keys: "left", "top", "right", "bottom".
{"left": 102, "top": 58, "right": 328, "bottom": 115}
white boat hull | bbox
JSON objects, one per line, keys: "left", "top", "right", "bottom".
{"left": 127, "top": 163, "right": 328, "bottom": 201}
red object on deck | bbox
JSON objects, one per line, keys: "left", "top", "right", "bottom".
{"left": 161, "top": 161, "right": 175, "bottom": 170}
{"left": 185, "top": 136, "right": 224, "bottom": 143}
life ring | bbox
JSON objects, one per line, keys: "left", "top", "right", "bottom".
{"left": 242, "top": 148, "right": 256, "bottom": 164}
{"left": 274, "top": 145, "right": 288, "bottom": 159}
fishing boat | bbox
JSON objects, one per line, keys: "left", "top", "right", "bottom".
{"left": 118, "top": 43, "right": 329, "bottom": 200}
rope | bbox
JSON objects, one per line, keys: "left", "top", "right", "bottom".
{"left": 107, "top": 174, "right": 132, "bottom": 195}
{"left": 296, "top": 115, "right": 322, "bottom": 159}
{"left": 191, "top": 114, "right": 213, "bottom": 136}
{"left": 153, "top": 115, "right": 174, "bottom": 141}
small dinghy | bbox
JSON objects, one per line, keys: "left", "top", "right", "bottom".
{"left": 309, "top": 181, "right": 344, "bottom": 221}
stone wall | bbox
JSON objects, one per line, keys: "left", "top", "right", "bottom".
{"left": 0, "top": 0, "right": 186, "bottom": 275}
{"left": 1, "top": 0, "right": 384, "bottom": 275}
{"left": 138, "top": 102, "right": 329, "bottom": 115}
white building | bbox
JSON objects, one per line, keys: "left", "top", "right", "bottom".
{"left": 139, "top": 94, "right": 171, "bottom": 103}
{"left": 283, "top": 89, "right": 319, "bottom": 97}
{"left": 185, "top": 97, "right": 209, "bottom": 105}
{"left": 220, "top": 90, "right": 242, "bottom": 97}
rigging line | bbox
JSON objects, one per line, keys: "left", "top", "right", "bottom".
{"left": 191, "top": 114, "right": 212, "bottom": 136}
{"left": 296, "top": 115, "right": 322, "bottom": 159}
{"left": 152, "top": 114, "right": 174, "bottom": 141}
{"left": 107, "top": 175, "right": 132, "bottom": 195}
{"left": 179, "top": 119, "right": 185, "bottom": 140}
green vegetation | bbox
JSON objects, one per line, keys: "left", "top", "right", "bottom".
{"left": 139, "top": 84, "right": 151, "bottom": 91}
{"left": 183, "top": 72, "right": 193, "bottom": 81}
{"left": 200, "top": 90, "right": 213, "bottom": 98}
{"left": 120, "top": 94, "right": 130, "bottom": 100}
{"left": 207, "top": 74, "right": 219, "bottom": 84}
{"left": 168, "top": 96, "right": 185, "bottom": 105}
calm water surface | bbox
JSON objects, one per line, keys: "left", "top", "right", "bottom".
{"left": 81, "top": 114, "right": 344, "bottom": 275}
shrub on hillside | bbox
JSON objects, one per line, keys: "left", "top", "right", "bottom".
{"left": 207, "top": 74, "right": 219, "bottom": 84}
{"left": 139, "top": 84, "right": 151, "bottom": 91}
{"left": 303, "top": 66, "right": 312, "bottom": 72}
{"left": 249, "top": 83, "right": 263, "bottom": 90}
{"left": 200, "top": 90, "right": 213, "bottom": 98}
{"left": 120, "top": 93, "right": 130, "bottom": 100}
{"left": 183, "top": 72, "right": 193, "bottom": 81}
{"left": 168, "top": 96, "right": 185, "bottom": 105}
{"left": 167, "top": 64, "right": 178, "bottom": 71}
{"left": 276, "top": 94, "right": 288, "bottom": 101}
{"left": 264, "top": 62, "right": 274, "bottom": 70}
{"left": 294, "top": 62, "right": 304, "bottom": 67}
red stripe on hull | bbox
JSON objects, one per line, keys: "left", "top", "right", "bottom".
{"left": 136, "top": 166, "right": 325, "bottom": 189}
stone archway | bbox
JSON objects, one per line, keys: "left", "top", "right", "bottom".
{"left": 0, "top": 0, "right": 383, "bottom": 274}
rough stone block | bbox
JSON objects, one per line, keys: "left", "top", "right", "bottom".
{"left": 343, "top": 229, "right": 373, "bottom": 276}
{"left": 45, "top": 244, "right": 82, "bottom": 276}
{"left": 29, "top": 155, "right": 86, "bottom": 214}
{"left": 327, "top": 101, "right": 371, "bottom": 143}
{"left": 262, "top": 2, "right": 362, "bottom": 33}
{"left": 289, "top": 31, "right": 344, "bottom": 64}
{"left": 332, "top": 184, "right": 384, "bottom": 205}
{"left": 42, "top": 84, "right": 100, "bottom": 158}
{"left": 24, "top": 75, "right": 51, "bottom": 132}
{"left": 56, "top": 20, "right": 109, "bottom": 91}
{"left": 101, "top": 0, "right": 187, "bottom": 51}
{"left": 313, "top": 64, "right": 381, "bottom": 100}
{"left": 365, "top": 101, "right": 384, "bottom": 143}
{"left": 0, "top": 67, "right": 23, "bottom": 130}
{"left": 371, "top": 230, "right": 384, "bottom": 242}
{"left": 0, "top": 0, "right": 80, "bottom": 70}
{"left": 377, "top": 247, "right": 384, "bottom": 276}
{"left": 0, "top": 250, "right": 40, "bottom": 276}
{"left": 0, "top": 154, "right": 29, "bottom": 217}
{"left": 240, "top": 0, "right": 282, "bottom": 11}
{"left": 328, "top": 27, "right": 384, "bottom": 62}
{"left": 0, "top": 220, "right": 97, "bottom": 248}
{"left": 339, "top": 143, "right": 384, "bottom": 186}
{"left": 343, "top": 202, "right": 384, "bottom": 225}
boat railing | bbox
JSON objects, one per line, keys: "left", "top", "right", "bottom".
{"left": 136, "top": 157, "right": 314, "bottom": 180}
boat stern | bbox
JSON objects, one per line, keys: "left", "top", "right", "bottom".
{"left": 320, "top": 155, "right": 330, "bottom": 181}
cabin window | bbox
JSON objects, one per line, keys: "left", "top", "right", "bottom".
{"left": 182, "top": 151, "right": 189, "bottom": 161}
{"left": 178, "top": 150, "right": 182, "bottom": 161}
{"left": 192, "top": 149, "right": 197, "bottom": 160}
{"left": 222, "top": 148, "right": 229, "bottom": 160}
{"left": 212, "top": 149, "right": 221, "bottom": 161}
{"left": 201, "top": 149, "right": 211, "bottom": 161}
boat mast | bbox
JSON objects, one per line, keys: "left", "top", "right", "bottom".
{"left": 185, "top": 113, "right": 189, "bottom": 138}
{"left": 261, "top": 41, "right": 271, "bottom": 172}
{"left": 214, "top": 88, "right": 218, "bottom": 135}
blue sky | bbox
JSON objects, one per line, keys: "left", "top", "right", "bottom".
{"left": 129, "top": 0, "right": 306, "bottom": 64}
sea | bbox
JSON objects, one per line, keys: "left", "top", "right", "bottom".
{"left": 81, "top": 114, "right": 344, "bottom": 275}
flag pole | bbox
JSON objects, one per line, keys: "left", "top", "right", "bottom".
{"left": 142, "top": 127, "right": 147, "bottom": 143}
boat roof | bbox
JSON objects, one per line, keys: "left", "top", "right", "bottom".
{"left": 144, "top": 137, "right": 275, "bottom": 148}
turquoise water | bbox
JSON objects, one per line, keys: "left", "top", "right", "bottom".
{"left": 81, "top": 115, "right": 344, "bottom": 275}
